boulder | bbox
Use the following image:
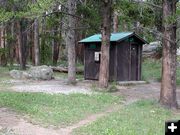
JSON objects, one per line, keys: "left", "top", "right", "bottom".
{"left": 10, "top": 65, "right": 53, "bottom": 80}
{"left": 10, "top": 70, "right": 23, "bottom": 79}
{"left": 143, "top": 41, "right": 161, "bottom": 53}
{"left": 28, "top": 65, "right": 53, "bottom": 80}
{"left": 143, "top": 41, "right": 161, "bottom": 58}
{"left": 143, "top": 41, "right": 180, "bottom": 57}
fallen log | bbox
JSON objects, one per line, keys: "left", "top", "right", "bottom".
{"left": 51, "top": 66, "right": 84, "bottom": 74}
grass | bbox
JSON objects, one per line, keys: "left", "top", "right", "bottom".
{"left": 142, "top": 59, "right": 162, "bottom": 82}
{"left": 0, "top": 67, "right": 11, "bottom": 81}
{"left": 0, "top": 67, "right": 12, "bottom": 90}
{"left": 57, "top": 60, "right": 84, "bottom": 70}
{"left": 54, "top": 72, "right": 84, "bottom": 81}
{"left": 0, "top": 92, "right": 122, "bottom": 127}
{"left": 142, "top": 59, "right": 180, "bottom": 85}
{"left": 73, "top": 100, "right": 180, "bottom": 135}
{"left": 54, "top": 60, "right": 84, "bottom": 81}
{"left": 0, "top": 65, "right": 84, "bottom": 84}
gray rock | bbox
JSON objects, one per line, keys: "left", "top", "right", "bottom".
{"left": 22, "top": 71, "right": 32, "bottom": 79}
{"left": 143, "top": 41, "right": 180, "bottom": 56}
{"left": 143, "top": 41, "right": 161, "bottom": 53}
{"left": 10, "top": 65, "right": 53, "bottom": 80}
{"left": 10, "top": 70, "right": 23, "bottom": 79}
{"left": 28, "top": 65, "right": 53, "bottom": 80}
{"left": 177, "top": 62, "right": 180, "bottom": 67}
{"left": 177, "top": 48, "right": 180, "bottom": 56}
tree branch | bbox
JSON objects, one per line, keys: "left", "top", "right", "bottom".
{"left": 136, "top": 26, "right": 177, "bottom": 44}
{"left": 131, "top": 0, "right": 162, "bottom": 9}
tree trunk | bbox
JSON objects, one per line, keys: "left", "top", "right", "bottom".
{"left": 67, "top": 0, "right": 76, "bottom": 84}
{"left": 10, "top": 22, "right": 15, "bottom": 66}
{"left": 22, "top": 20, "right": 28, "bottom": 69}
{"left": 0, "top": 25, "right": 7, "bottom": 66}
{"left": 160, "top": 0, "right": 178, "bottom": 109}
{"left": 16, "top": 21, "right": 26, "bottom": 70}
{"left": 134, "top": 21, "right": 141, "bottom": 34}
{"left": 34, "top": 18, "right": 40, "bottom": 66}
{"left": 40, "top": 15, "right": 47, "bottom": 64}
{"left": 52, "top": 30, "right": 60, "bottom": 66}
{"left": 52, "top": 11, "right": 61, "bottom": 66}
{"left": 30, "top": 24, "right": 35, "bottom": 65}
{"left": 113, "top": 11, "right": 118, "bottom": 33}
{"left": 122, "top": 20, "right": 128, "bottom": 31}
{"left": 99, "top": 0, "right": 112, "bottom": 88}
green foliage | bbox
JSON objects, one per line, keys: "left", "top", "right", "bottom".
{"left": 0, "top": 9, "right": 14, "bottom": 22}
{"left": 0, "top": 0, "right": 179, "bottom": 67}
{"left": 40, "top": 34, "right": 52, "bottom": 65}
{"left": 0, "top": 0, "right": 65, "bottom": 23}
{"left": 0, "top": 48, "right": 7, "bottom": 55}
{"left": 176, "top": 2, "right": 180, "bottom": 15}
{"left": 76, "top": 0, "right": 101, "bottom": 35}
{"left": 0, "top": 92, "right": 121, "bottom": 126}
{"left": 116, "top": 0, "right": 156, "bottom": 28}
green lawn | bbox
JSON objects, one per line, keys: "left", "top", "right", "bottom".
{"left": 0, "top": 67, "right": 12, "bottom": 90}
{"left": 0, "top": 92, "right": 122, "bottom": 127}
{"left": 142, "top": 59, "right": 180, "bottom": 85}
{"left": 142, "top": 59, "right": 162, "bottom": 82}
{"left": 0, "top": 67, "right": 11, "bottom": 81}
{"left": 73, "top": 100, "right": 180, "bottom": 135}
{"left": 54, "top": 72, "right": 84, "bottom": 81}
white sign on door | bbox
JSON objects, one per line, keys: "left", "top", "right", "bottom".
{"left": 95, "top": 52, "right": 100, "bottom": 62}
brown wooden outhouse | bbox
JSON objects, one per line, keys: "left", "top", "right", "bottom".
{"left": 79, "top": 32, "right": 147, "bottom": 81}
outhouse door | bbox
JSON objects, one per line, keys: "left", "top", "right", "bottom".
{"left": 130, "top": 44, "right": 139, "bottom": 80}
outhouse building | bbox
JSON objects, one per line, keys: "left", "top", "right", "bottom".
{"left": 79, "top": 32, "right": 147, "bottom": 81}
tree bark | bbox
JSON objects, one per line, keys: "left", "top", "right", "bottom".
{"left": 40, "top": 15, "right": 47, "bottom": 65}
{"left": 0, "top": 25, "right": 7, "bottom": 66}
{"left": 16, "top": 21, "right": 26, "bottom": 70}
{"left": 99, "top": 0, "right": 112, "bottom": 88}
{"left": 52, "top": 9, "right": 61, "bottom": 66}
{"left": 34, "top": 18, "right": 40, "bottom": 66}
{"left": 10, "top": 22, "right": 15, "bottom": 66}
{"left": 113, "top": 11, "right": 118, "bottom": 33}
{"left": 52, "top": 30, "right": 60, "bottom": 66}
{"left": 67, "top": 0, "right": 76, "bottom": 84}
{"left": 160, "top": 0, "right": 178, "bottom": 109}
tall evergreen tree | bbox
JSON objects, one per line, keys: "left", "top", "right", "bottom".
{"left": 99, "top": 0, "right": 112, "bottom": 88}
{"left": 67, "top": 0, "right": 76, "bottom": 84}
{"left": 160, "top": 0, "right": 178, "bottom": 109}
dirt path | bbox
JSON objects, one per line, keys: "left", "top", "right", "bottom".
{"left": 1, "top": 81, "right": 180, "bottom": 135}
{"left": 57, "top": 105, "right": 122, "bottom": 135}
{"left": 0, "top": 105, "right": 122, "bottom": 135}
{"left": 116, "top": 82, "right": 180, "bottom": 104}
{"left": 0, "top": 107, "right": 61, "bottom": 135}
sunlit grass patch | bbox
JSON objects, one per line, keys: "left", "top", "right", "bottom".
{"left": 73, "top": 100, "right": 180, "bottom": 135}
{"left": 0, "top": 92, "right": 122, "bottom": 127}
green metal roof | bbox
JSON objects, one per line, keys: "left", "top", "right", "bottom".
{"left": 79, "top": 32, "right": 134, "bottom": 43}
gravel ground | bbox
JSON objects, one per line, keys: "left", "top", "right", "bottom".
{"left": 10, "top": 79, "right": 94, "bottom": 95}
{"left": 1, "top": 80, "right": 180, "bottom": 135}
